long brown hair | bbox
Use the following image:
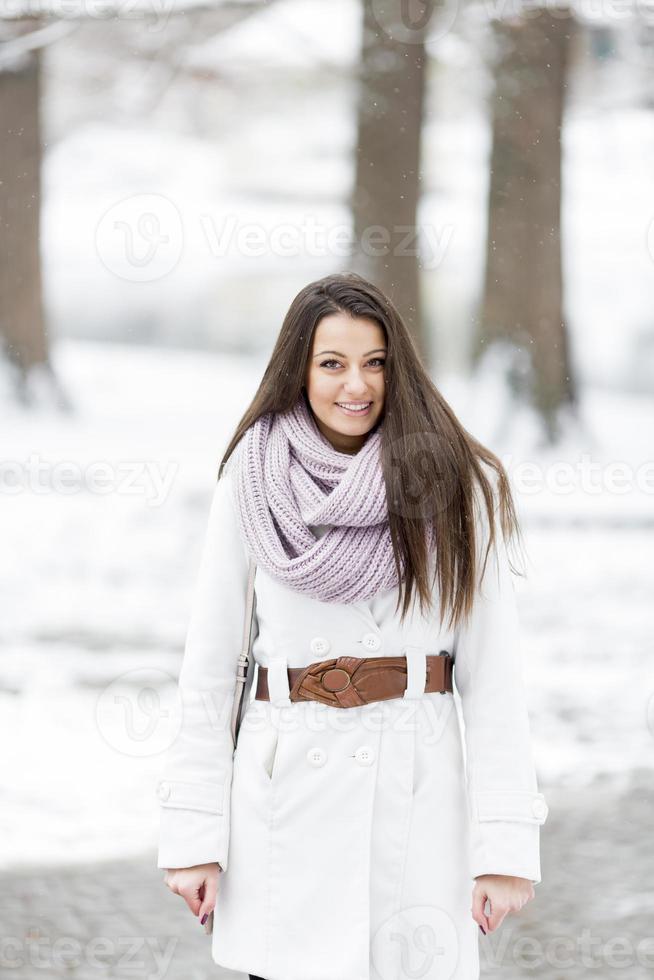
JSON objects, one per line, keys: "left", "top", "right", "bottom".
{"left": 218, "top": 272, "right": 524, "bottom": 631}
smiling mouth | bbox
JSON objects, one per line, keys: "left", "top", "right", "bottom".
{"left": 335, "top": 401, "right": 372, "bottom": 415}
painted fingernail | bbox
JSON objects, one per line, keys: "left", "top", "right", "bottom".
{"left": 479, "top": 924, "right": 486, "bottom": 935}
{"left": 201, "top": 913, "right": 208, "bottom": 925}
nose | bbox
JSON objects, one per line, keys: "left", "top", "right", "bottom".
{"left": 342, "top": 368, "right": 369, "bottom": 396}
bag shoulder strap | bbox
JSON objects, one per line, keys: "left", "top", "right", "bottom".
{"left": 230, "top": 558, "right": 257, "bottom": 747}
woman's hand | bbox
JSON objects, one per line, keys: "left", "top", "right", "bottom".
{"left": 163, "top": 862, "right": 221, "bottom": 924}
{"left": 471, "top": 874, "right": 535, "bottom": 934}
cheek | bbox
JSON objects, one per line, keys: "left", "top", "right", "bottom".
{"left": 307, "top": 370, "right": 338, "bottom": 403}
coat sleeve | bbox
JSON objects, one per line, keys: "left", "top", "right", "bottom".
{"left": 155, "top": 466, "right": 257, "bottom": 872}
{"left": 452, "top": 491, "right": 548, "bottom": 885}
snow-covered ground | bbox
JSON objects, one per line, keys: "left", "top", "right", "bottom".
{"left": 1, "top": 339, "right": 652, "bottom": 870}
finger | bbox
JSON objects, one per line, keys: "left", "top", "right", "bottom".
{"left": 486, "top": 899, "right": 509, "bottom": 932}
{"left": 470, "top": 888, "right": 489, "bottom": 932}
{"left": 198, "top": 874, "right": 218, "bottom": 920}
{"left": 180, "top": 882, "right": 203, "bottom": 917}
{"left": 164, "top": 870, "right": 178, "bottom": 893}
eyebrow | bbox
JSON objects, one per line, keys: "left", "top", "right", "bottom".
{"left": 313, "top": 348, "right": 387, "bottom": 358}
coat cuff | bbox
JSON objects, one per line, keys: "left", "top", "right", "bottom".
{"left": 467, "top": 789, "right": 548, "bottom": 884}
{"left": 155, "top": 776, "right": 231, "bottom": 871}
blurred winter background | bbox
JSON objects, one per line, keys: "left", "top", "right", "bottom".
{"left": 1, "top": 0, "right": 653, "bottom": 977}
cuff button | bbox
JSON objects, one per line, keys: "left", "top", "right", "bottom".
{"left": 158, "top": 781, "right": 171, "bottom": 801}
{"left": 532, "top": 798, "right": 547, "bottom": 820}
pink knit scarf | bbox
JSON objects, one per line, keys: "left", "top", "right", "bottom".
{"left": 230, "top": 393, "right": 403, "bottom": 603}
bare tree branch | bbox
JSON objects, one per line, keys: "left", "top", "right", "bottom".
{"left": 0, "top": 0, "right": 269, "bottom": 23}
{"left": 0, "top": 20, "right": 76, "bottom": 66}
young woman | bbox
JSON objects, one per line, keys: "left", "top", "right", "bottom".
{"left": 157, "top": 272, "right": 548, "bottom": 980}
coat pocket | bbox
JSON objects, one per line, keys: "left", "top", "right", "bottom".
{"left": 262, "top": 728, "right": 280, "bottom": 781}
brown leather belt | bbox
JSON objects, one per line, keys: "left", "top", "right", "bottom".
{"left": 255, "top": 652, "right": 453, "bottom": 708}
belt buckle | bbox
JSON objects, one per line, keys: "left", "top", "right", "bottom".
{"left": 291, "top": 657, "right": 358, "bottom": 707}
{"left": 321, "top": 666, "right": 352, "bottom": 694}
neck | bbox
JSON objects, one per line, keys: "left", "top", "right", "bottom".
{"left": 310, "top": 414, "right": 371, "bottom": 456}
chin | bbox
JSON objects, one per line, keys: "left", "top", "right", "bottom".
{"left": 331, "top": 408, "right": 380, "bottom": 431}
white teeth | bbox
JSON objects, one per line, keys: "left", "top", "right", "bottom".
{"left": 337, "top": 402, "right": 371, "bottom": 411}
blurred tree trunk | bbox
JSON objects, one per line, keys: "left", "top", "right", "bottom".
{"left": 474, "top": 7, "right": 577, "bottom": 442}
{"left": 0, "top": 37, "right": 58, "bottom": 404}
{"left": 350, "top": 0, "right": 430, "bottom": 362}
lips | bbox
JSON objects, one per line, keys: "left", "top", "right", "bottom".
{"left": 335, "top": 401, "right": 372, "bottom": 415}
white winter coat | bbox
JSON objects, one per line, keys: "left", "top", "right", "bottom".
{"left": 156, "top": 459, "right": 548, "bottom": 980}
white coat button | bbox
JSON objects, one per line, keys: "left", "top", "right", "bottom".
{"left": 532, "top": 797, "right": 548, "bottom": 820}
{"left": 361, "top": 632, "right": 381, "bottom": 652}
{"left": 310, "top": 636, "right": 331, "bottom": 656}
{"left": 307, "top": 747, "right": 327, "bottom": 767}
{"left": 158, "top": 781, "right": 171, "bottom": 801}
{"left": 354, "top": 745, "right": 375, "bottom": 766}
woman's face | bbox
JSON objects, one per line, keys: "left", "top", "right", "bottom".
{"left": 304, "top": 312, "right": 387, "bottom": 454}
